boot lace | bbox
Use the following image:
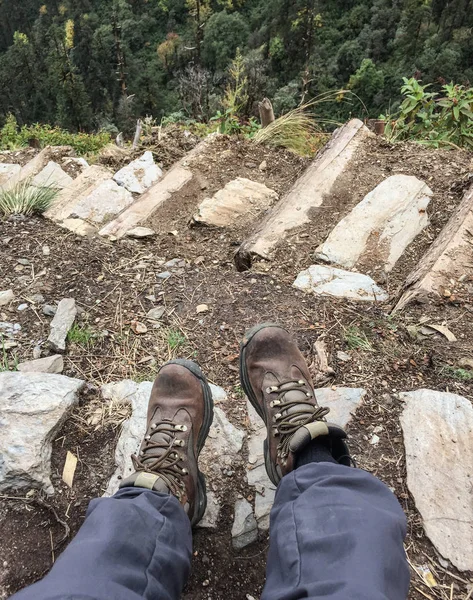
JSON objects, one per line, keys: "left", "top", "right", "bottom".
{"left": 266, "top": 380, "right": 330, "bottom": 462}
{"left": 131, "top": 420, "right": 188, "bottom": 498}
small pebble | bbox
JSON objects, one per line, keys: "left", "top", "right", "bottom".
{"left": 17, "top": 303, "right": 28, "bottom": 311}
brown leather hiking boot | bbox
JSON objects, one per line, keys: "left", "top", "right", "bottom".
{"left": 240, "top": 324, "right": 350, "bottom": 485}
{"left": 119, "top": 359, "right": 213, "bottom": 526}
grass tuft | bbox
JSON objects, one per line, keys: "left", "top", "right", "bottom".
{"left": 442, "top": 366, "right": 473, "bottom": 382}
{"left": 0, "top": 179, "right": 59, "bottom": 216}
{"left": 343, "top": 325, "right": 375, "bottom": 352}
{"left": 67, "top": 323, "right": 97, "bottom": 346}
{"left": 166, "top": 329, "right": 187, "bottom": 351}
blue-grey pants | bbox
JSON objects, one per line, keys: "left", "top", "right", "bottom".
{"left": 11, "top": 463, "right": 410, "bottom": 600}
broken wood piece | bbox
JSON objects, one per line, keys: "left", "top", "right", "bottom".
{"left": 258, "top": 98, "right": 275, "bottom": 128}
{"left": 62, "top": 451, "right": 78, "bottom": 488}
{"left": 311, "top": 340, "right": 335, "bottom": 383}
{"left": 395, "top": 183, "right": 473, "bottom": 311}
{"left": 234, "top": 119, "right": 370, "bottom": 271}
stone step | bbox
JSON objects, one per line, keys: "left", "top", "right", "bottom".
{"left": 0, "top": 163, "right": 21, "bottom": 187}
{"left": 45, "top": 165, "right": 113, "bottom": 221}
{"left": 234, "top": 119, "right": 371, "bottom": 271}
{"left": 99, "top": 136, "right": 216, "bottom": 239}
{"left": 192, "top": 177, "right": 278, "bottom": 227}
{"left": 395, "top": 182, "right": 473, "bottom": 310}
{"left": 0, "top": 146, "right": 74, "bottom": 191}
{"left": 293, "top": 264, "right": 388, "bottom": 302}
{"left": 400, "top": 389, "right": 473, "bottom": 572}
{"left": 113, "top": 151, "right": 163, "bottom": 194}
{"left": 315, "top": 174, "right": 432, "bottom": 274}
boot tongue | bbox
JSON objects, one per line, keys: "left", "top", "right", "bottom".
{"left": 141, "top": 424, "right": 176, "bottom": 466}
{"left": 280, "top": 387, "right": 314, "bottom": 418}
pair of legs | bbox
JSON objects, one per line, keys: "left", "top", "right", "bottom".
{"left": 11, "top": 325, "right": 410, "bottom": 600}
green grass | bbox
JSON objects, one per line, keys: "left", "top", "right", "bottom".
{"left": 166, "top": 329, "right": 187, "bottom": 351}
{"left": 0, "top": 114, "right": 111, "bottom": 156}
{"left": 343, "top": 325, "right": 375, "bottom": 352}
{"left": 67, "top": 324, "right": 97, "bottom": 346}
{"left": 442, "top": 366, "right": 473, "bottom": 382}
{"left": 1, "top": 339, "right": 18, "bottom": 371}
{"left": 233, "top": 384, "right": 245, "bottom": 398}
{"left": 0, "top": 179, "right": 59, "bottom": 216}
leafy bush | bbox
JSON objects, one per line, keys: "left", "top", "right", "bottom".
{"left": 0, "top": 114, "right": 111, "bottom": 156}
{"left": 0, "top": 179, "right": 59, "bottom": 216}
{"left": 382, "top": 78, "right": 473, "bottom": 148}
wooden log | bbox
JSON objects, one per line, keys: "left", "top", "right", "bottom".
{"left": 234, "top": 119, "right": 370, "bottom": 271}
{"left": 394, "top": 183, "right": 473, "bottom": 311}
{"left": 258, "top": 98, "right": 275, "bottom": 128}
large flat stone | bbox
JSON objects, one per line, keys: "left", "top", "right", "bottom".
{"left": 235, "top": 119, "right": 370, "bottom": 270}
{"left": 232, "top": 498, "right": 258, "bottom": 549}
{"left": 0, "top": 164, "right": 21, "bottom": 187}
{"left": 315, "top": 387, "right": 366, "bottom": 429}
{"left": 31, "top": 161, "right": 74, "bottom": 190}
{"left": 400, "top": 389, "right": 473, "bottom": 572}
{"left": 66, "top": 179, "right": 134, "bottom": 224}
{"left": 0, "top": 372, "right": 84, "bottom": 494}
{"left": 316, "top": 175, "right": 432, "bottom": 273}
{"left": 293, "top": 265, "right": 389, "bottom": 302}
{"left": 113, "top": 151, "right": 163, "bottom": 194}
{"left": 192, "top": 177, "right": 278, "bottom": 227}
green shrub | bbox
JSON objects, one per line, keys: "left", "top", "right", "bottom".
{"left": 0, "top": 179, "right": 59, "bottom": 216}
{"left": 381, "top": 78, "right": 473, "bottom": 149}
{"left": 0, "top": 114, "right": 111, "bottom": 156}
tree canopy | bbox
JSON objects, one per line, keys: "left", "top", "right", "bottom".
{"left": 0, "top": 0, "right": 472, "bottom": 131}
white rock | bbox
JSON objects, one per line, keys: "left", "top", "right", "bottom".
{"left": 17, "top": 355, "right": 64, "bottom": 374}
{"left": 113, "top": 152, "right": 163, "bottom": 194}
{"left": 314, "top": 387, "right": 366, "bottom": 429}
{"left": 198, "top": 491, "right": 221, "bottom": 529}
{"left": 232, "top": 499, "right": 258, "bottom": 549}
{"left": 47, "top": 298, "right": 77, "bottom": 352}
{"left": 146, "top": 306, "right": 165, "bottom": 321}
{"left": 293, "top": 265, "right": 388, "bottom": 302}
{"left": 125, "top": 227, "right": 156, "bottom": 238}
{"left": 0, "top": 290, "right": 14, "bottom": 306}
{"left": 316, "top": 175, "right": 432, "bottom": 272}
{"left": 31, "top": 161, "right": 74, "bottom": 190}
{"left": 193, "top": 178, "right": 278, "bottom": 227}
{"left": 255, "top": 487, "right": 276, "bottom": 531}
{"left": 336, "top": 351, "right": 351, "bottom": 362}
{"left": 68, "top": 179, "right": 134, "bottom": 224}
{"left": 0, "top": 372, "right": 84, "bottom": 493}
{"left": 0, "top": 164, "right": 21, "bottom": 186}
{"left": 400, "top": 389, "right": 473, "bottom": 572}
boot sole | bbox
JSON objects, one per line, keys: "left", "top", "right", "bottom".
{"left": 165, "top": 359, "right": 214, "bottom": 526}
{"left": 239, "top": 323, "right": 285, "bottom": 486}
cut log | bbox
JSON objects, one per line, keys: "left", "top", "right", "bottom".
{"left": 394, "top": 183, "right": 473, "bottom": 311}
{"left": 234, "top": 119, "right": 370, "bottom": 271}
{"left": 99, "top": 135, "right": 217, "bottom": 239}
{"left": 258, "top": 98, "right": 275, "bottom": 128}
{"left": 45, "top": 165, "right": 113, "bottom": 221}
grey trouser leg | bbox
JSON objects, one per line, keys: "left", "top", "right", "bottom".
{"left": 10, "top": 488, "right": 192, "bottom": 600}
{"left": 263, "top": 463, "right": 410, "bottom": 600}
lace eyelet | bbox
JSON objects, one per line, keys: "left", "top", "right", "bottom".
{"left": 298, "top": 380, "right": 305, "bottom": 385}
{"left": 145, "top": 435, "right": 151, "bottom": 441}
{"left": 306, "top": 392, "right": 312, "bottom": 398}
{"left": 182, "top": 468, "right": 188, "bottom": 475}
{"left": 151, "top": 423, "right": 157, "bottom": 430}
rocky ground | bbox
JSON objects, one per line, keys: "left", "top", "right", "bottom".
{"left": 0, "top": 133, "right": 472, "bottom": 600}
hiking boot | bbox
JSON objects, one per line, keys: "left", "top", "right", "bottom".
{"left": 119, "top": 359, "right": 214, "bottom": 526}
{"left": 240, "top": 323, "right": 350, "bottom": 485}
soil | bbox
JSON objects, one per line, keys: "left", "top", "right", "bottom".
{"left": 0, "top": 133, "right": 472, "bottom": 600}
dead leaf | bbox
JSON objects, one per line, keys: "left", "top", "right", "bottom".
{"left": 423, "top": 323, "right": 457, "bottom": 342}
{"left": 62, "top": 451, "right": 78, "bottom": 488}
{"left": 131, "top": 320, "right": 148, "bottom": 334}
{"left": 196, "top": 304, "right": 209, "bottom": 314}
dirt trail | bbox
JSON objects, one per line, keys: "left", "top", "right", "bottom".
{"left": 0, "top": 135, "right": 472, "bottom": 599}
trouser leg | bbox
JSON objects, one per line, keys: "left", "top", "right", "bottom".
{"left": 263, "top": 463, "right": 409, "bottom": 600}
{"left": 11, "top": 488, "right": 192, "bottom": 600}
